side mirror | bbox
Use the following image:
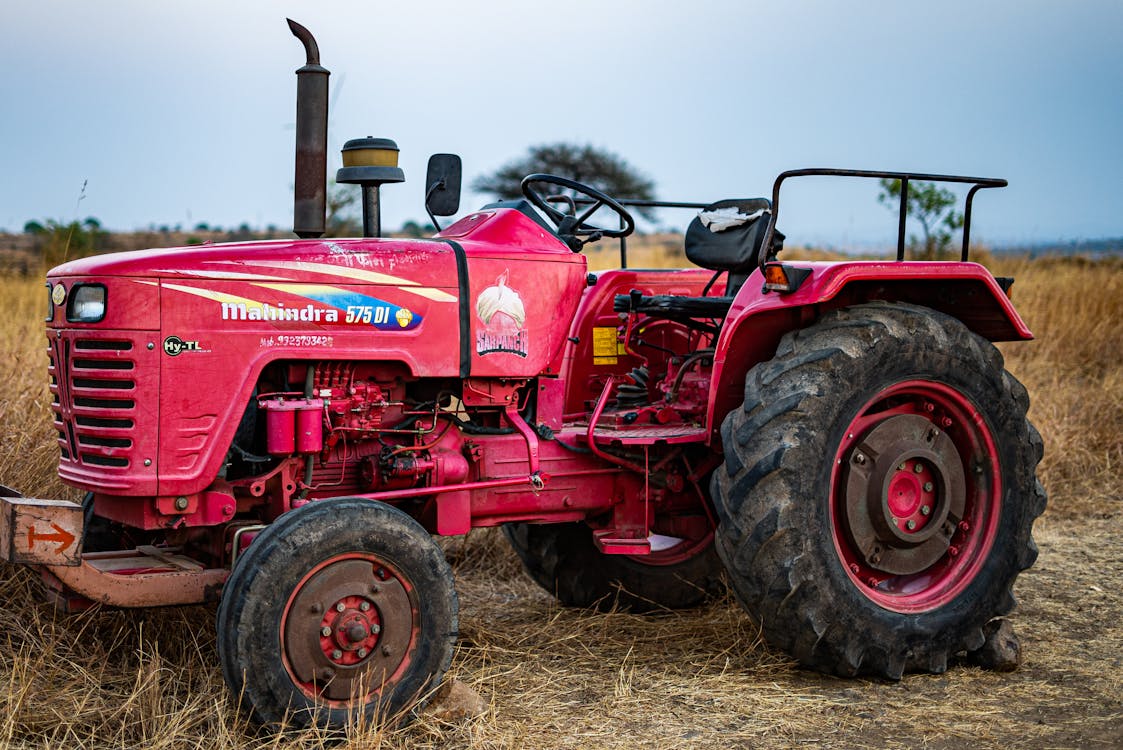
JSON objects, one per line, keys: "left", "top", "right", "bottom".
{"left": 425, "top": 154, "right": 462, "bottom": 217}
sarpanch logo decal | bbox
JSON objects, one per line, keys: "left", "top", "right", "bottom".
{"left": 476, "top": 271, "right": 528, "bottom": 357}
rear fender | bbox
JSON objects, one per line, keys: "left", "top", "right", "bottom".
{"left": 706, "top": 260, "right": 1032, "bottom": 445}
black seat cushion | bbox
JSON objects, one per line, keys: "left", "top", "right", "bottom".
{"left": 684, "top": 198, "right": 771, "bottom": 273}
{"left": 612, "top": 294, "right": 734, "bottom": 317}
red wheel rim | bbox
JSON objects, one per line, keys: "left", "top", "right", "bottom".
{"left": 830, "top": 380, "right": 1002, "bottom": 613}
{"left": 279, "top": 553, "right": 418, "bottom": 706}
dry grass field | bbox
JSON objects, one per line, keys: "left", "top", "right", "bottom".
{"left": 0, "top": 247, "right": 1120, "bottom": 749}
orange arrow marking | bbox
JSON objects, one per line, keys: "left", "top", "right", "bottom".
{"left": 27, "top": 523, "right": 76, "bottom": 555}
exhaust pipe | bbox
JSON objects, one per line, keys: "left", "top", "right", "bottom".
{"left": 287, "top": 19, "right": 329, "bottom": 239}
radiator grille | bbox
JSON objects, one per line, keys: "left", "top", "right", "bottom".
{"left": 49, "top": 335, "right": 138, "bottom": 472}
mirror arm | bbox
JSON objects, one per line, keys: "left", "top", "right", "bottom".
{"left": 425, "top": 180, "right": 445, "bottom": 232}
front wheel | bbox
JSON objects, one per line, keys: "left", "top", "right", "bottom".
{"left": 216, "top": 498, "right": 458, "bottom": 728}
{"left": 712, "top": 303, "right": 1046, "bottom": 678}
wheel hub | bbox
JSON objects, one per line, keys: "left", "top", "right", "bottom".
{"left": 885, "top": 462, "right": 931, "bottom": 521}
{"left": 844, "top": 414, "right": 966, "bottom": 575}
{"left": 318, "top": 594, "right": 382, "bottom": 664}
{"left": 284, "top": 558, "right": 415, "bottom": 701}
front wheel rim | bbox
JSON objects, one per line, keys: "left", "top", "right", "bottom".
{"left": 280, "top": 553, "right": 418, "bottom": 706}
{"left": 830, "top": 380, "right": 1002, "bottom": 614}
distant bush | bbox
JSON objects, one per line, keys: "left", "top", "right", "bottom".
{"left": 23, "top": 217, "right": 108, "bottom": 268}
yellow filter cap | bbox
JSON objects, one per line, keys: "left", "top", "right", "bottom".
{"left": 341, "top": 137, "right": 399, "bottom": 168}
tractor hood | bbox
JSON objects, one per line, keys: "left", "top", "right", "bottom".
{"left": 44, "top": 205, "right": 587, "bottom": 384}
{"left": 49, "top": 237, "right": 456, "bottom": 282}
{"left": 48, "top": 204, "right": 570, "bottom": 283}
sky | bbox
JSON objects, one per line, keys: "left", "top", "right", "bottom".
{"left": 2, "top": 0, "right": 1121, "bottom": 247}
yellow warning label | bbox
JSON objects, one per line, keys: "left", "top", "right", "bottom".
{"left": 591, "top": 327, "right": 619, "bottom": 365}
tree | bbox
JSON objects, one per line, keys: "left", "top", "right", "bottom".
{"left": 878, "top": 179, "right": 964, "bottom": 260}
{"left": 325, "top": 180, "right": 361, "bottom": 237}
{"left": 472, "top": 142, "right": 657, "bottom": 220}
{"left": 399, "top": 220, "right": 436, "bottom": 238}
{"left": 23, "top": 217, "right": 107, "bottom": 267}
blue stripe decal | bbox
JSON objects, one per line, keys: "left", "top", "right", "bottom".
{"left": 299, "top": 289, "right": 422, "bottom": 330}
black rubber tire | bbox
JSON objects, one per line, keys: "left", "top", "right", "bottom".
{"left": 503, "top": 522, "right": 724, "bottom": 612}
{"left": 711, "top": 302, "right": 1046, "bottom": 679}
{"left": 216, "top": 498, "right": 458, "bottom": 729}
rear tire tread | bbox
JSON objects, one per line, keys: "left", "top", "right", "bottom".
{"left": 712, "top": 302, "right": 1045, "bottom": 678}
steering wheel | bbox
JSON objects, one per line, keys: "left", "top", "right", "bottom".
{"left": 520, "top": 173, "right": 635, "bottom": 251}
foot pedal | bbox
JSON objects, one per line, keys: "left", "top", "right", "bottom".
{"left": 592, "top": 531, "right": 651, "bottom": 555}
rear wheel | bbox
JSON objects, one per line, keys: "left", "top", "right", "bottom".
{"left": 712, "top": 303, "right": 1045, "bottom": 678}
{"left": 504, "top": 521, "right": 723, "bottom": 612}
{"left": 216, "top": 498, "right": 458, "bottom": 728}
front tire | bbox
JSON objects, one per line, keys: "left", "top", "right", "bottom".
{"left": 712, "top": 303, "right": 1045, "bottom": 678}
{"left": 216, "top": 498, "right": 458, "bottom": 728}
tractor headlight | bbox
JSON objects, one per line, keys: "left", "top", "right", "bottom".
{"left": 45, "top": 282, "right": 56, "bottom": 321}
{"left": 67, "top": 284, "right": 107, "bottom": 323}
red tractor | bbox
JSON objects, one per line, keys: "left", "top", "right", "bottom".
{"left": 1, "top": 21, "right": 1044, "bottom": 729}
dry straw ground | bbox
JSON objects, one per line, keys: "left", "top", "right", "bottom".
{"left": 0, "top": 247, "right": 1120, "bottom": 748}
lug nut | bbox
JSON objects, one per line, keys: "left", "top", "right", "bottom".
{"left": 331, "top": 649, "right": 343, "bottom": 660}
{"left": 854, "top": 453, "right": 866, "bottom": 465}
{"left": 371, "top": 624, "right": 381, "bottom": 634}
{"left": 898, "top": 463, "right": 907, "bottom": 471}
{"left": 914, "top": 463, "right": 924, "bottom": 473}
{"left": 320, "top": 626, "right": 331, "bottom": 637}
{"left": 948, "top": 546, "right": 959, "bottom": 557}
{"left": 849, "top": 564, "right": 860, "bottom": 574}
{"left": 360, "top": 601, "right": 371, "bottom": 612}
{"left": 959, "top": 521, "right": 971, "bottom": 532}
{"left": 174, "top": 496, "right": 189, "bottom": 511}
{"left": 335, "top": 602, "right": 345, "bottom": 613}
{"left": 382, "top": 645, "right": 392, "bottom": 656}
{"left": 357, "top": 648, "right": 367, "bottom": 658}
{"left": 906, "top": 520, "right": 916, "bottom": 530}
{"left": 923, "top": 482, "right": 934, "bottom": 492}
{"left": 921, "top": 505, "right": 931, "bottom": 516}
